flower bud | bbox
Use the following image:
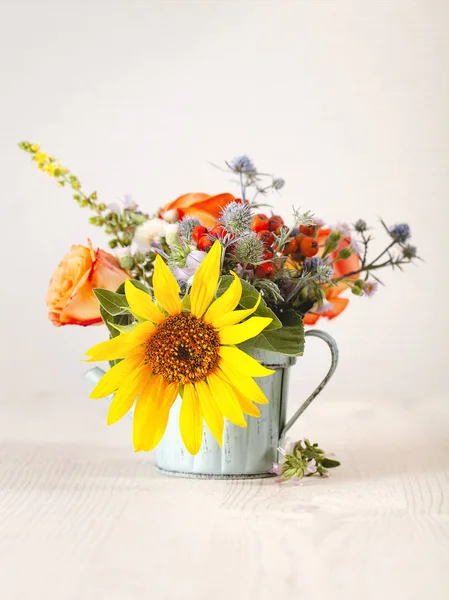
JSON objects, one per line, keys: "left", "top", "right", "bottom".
{"left": 336, "top": 247, "right": 353, "bottom": 260}
{"left": 351, "top": 285, "right": 364, "bottom": 296}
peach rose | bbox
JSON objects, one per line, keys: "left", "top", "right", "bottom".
{"left": 46, "top": 240, "right": 129, "bottom": 327}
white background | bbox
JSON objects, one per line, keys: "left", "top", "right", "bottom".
{"left": 1, "top": 0, "right": 448, "bottom": 412}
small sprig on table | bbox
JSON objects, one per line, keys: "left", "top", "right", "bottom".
{"left": 271, "top": 439, "right": 340, "bottom": 481}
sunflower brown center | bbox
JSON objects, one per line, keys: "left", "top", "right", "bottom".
{"left": 145, "top": 313, "right": 220, "bottom": 384}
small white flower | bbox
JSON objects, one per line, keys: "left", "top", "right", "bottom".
{"left": 164, "top": 223, "right": 180, "bottom": 245}
{"left": 134, "top": 218, "right": 166, "bottom": 250}
{"left": 171, "top": 250, "right": 207, "bottom": 283}
{"left": 163, "top": 208, "right": 179, "bottom": 223}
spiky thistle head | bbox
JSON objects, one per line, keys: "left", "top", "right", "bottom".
{"left": 234, "top": 233, "right": 264, "bottom": 265}
{"left": 229, "top": 155, "right": 257, "bottom": 174}
{"left": 220, "top": 201, "right": 252, "bottom": 235}
{"left": 178, "top": 217, "right": 200, "bottom": 240}
{"left": 390, "top": 223, "right": 411, "bottom": 243}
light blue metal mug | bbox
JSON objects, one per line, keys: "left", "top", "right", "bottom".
{"left": 86, "top": 330, "right": 338, "bottom": 479}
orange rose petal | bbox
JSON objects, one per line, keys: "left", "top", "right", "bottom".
{"left": 303, "top": 312, "right": 320, "bottom": 325}
{"left": 186, "top": 193, "right": 236, "bottom": 227}
{"left": 324, "top": 297, "right": 349, "bottom": 320}
{"left": 325, "top": 281, "right": 348, "bottom": 300}
{"left": 162, "top": 192, "right": 211, "bottom": 213}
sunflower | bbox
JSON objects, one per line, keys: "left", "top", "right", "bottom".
{"left": 85, "top": 241, "right": 274, "bottom": 454}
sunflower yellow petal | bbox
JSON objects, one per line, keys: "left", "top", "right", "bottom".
{"left": 219, "top": 316, "right": 272, "bottom": 345}
{"left": 125, "top": 279, "right": 166, "bottom": 323}
{"left": 219, "top": 345, "right": 275, "bottom": 377}
{"left": 231, "top": 385, "right": 261, "bottom": 417}
{"left": 84, "top": 321, "right": 155, "bottom": 362}
{"left": 85, "top": 333, "right": 132, "bottom": 362}
{"left": 195, "top": 379, "right": 224, "bottom": 447}
{"left": 153, "top": 254, "right": 181, "bottom": 316}
{"left": 180, "top": 383, "right": 203, "bottom": 455}
{"left": 211, "top": 295, "right": 261, "bottom": 329}
{"left": 206, "top": 371, "right": 247, "bottom": 428}
{"left": 107, "top": 364, "right": 148, "bottom": 425}
{"left": 190, "top": 240, "right": 222, "bottom": 318}
{"left": 133, "top": 375, "right": 179, "bottom": 452}
{"left": 203, "top": 271, "right": 241, "bottom": 326}
{"left": 90, "top": 355, "right": 144, "bottom": 399}
{"left": 218, "top": 363, "right": 269, "bottom": 405}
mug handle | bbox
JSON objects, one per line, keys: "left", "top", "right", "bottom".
{"left": 278, "top": 329, "right": 339, "bottom": 446}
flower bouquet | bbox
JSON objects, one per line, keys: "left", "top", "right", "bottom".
{"left": 20, "top": 144, "right": 419, "bottom": 480}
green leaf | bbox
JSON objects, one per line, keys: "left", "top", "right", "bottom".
{"left": 321, "top": 458, "right": 341, "bottom": 469}
{"left": 238, "top": 309, "right": 304, "bottom": 357}
{"left": 127, "top": 212, "right": 147, "bottom": 226}
{"left": 100, "top": 306, "right": 120, "bottom": 338}
{"left": 99, "top": 307, "right": 133, "bottom": 338}
{"left": 216, "top": 276, "right": 282, "bottom": 331}
{"left": 181, "top": 292, "right": 191, "bottom": 310}
{"left": 116, "top": 279, "right": 152, "bottom": 295}
{"left": 110, "top": 322, "right": 137, "bottom": 333}
{"left": 93, "top": 288, "right": 130, "bottom": 316}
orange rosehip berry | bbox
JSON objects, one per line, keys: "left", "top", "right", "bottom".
{"left": 192, "top": 225, "right": 208, "bottom": 242}
{"left": 197, "top": 236, "right": 213, "bottom": 252}
{"left": 299, "top": 223, "right": 318, "bottom": 237}
{"left": 257, "top": 230, "right": 275, "bottom": 247}
{"left": 255, "top": 262, "right": 275, "bottom": 279}
{"left": 268, "top": 215, "right": 284, "bottom": 232}
{"left": 261, "top": 249, "right": 274, "bottom": 260}
{"left": 283, "top": 238, "right": 298, "bottom": 255}
{"left": 209, "top": 224, "right": 227, "bottom": 238}
{"left": 300, "top": 236, "right": 319, "bottom": 257}
{"left": 251, "top": 214, "right": 270, "bottom": 233}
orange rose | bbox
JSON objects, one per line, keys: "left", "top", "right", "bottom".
{"left": 46, "top": 240, "right": 129, "bottom": 327}
{"left": 160, "top": 192, "right": 236, "bottom": 228}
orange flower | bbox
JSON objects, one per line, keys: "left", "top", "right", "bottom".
{"left": 160, "top": 192, "right": 236, "bottom": 228}
{"left": 304, "top": 228, "right": 361, "bottom": 325}
{"left": 46, "top": 240, "right": 129, "bottom": 327}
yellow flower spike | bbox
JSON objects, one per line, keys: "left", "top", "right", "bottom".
{"left": 190, "top": 240, "right": 222, "bottom": 318}
{"left": 153, "top": 254, "right": 182, "bottom": 316}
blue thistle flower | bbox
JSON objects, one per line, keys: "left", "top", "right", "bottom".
{"left": 229, "top": 155, "right": 256, "bottom": 174}
{"left": 303, "top": 257, "right": 323, "bottom": 271}
{"left": 178, "top": 216, "right": 200, "bottom": 240}
{"left": 390, "top": 223, "right": 411, "bottom": 243}
{"left": 220, "top": 201, "right": 252, "bottom": 235}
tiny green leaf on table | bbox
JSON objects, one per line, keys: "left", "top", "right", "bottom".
{"left": 238, "top": 309, "right": 305, "bottom": 357}
{"left": 217, "top": 276, "right": 282, "bottom": 331}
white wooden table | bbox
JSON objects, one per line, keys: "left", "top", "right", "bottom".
{"left": 1, "top": 391, "right": 448, "bottom": 600}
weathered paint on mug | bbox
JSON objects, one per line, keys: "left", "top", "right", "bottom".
{"left": 85, "top": 330, "right": 338, "bottom": 480}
